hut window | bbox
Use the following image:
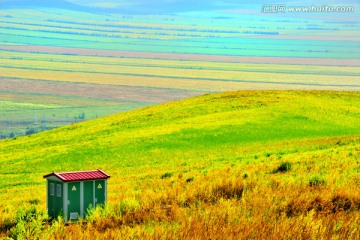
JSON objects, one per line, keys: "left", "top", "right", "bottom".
{"left": 50, "top": 183, "right": 55, "bottom": 196}
{"left": 57, "top": 184, "right": 62, "bottom": 197}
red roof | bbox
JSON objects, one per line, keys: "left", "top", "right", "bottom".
{"left": 43, "top": 169, "right": 110, "bottom": 182}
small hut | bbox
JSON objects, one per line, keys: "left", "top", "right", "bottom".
{"left": 43, "top": 169, "right": 110, "bottom": 222}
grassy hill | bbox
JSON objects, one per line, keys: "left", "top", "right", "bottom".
{"left": 1, "top": 90, "right": 360, "bottom": 239}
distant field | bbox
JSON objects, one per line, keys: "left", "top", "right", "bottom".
{"left": 0, "top": 7, "right": 359, "bottom": 137}
{"left": 0, "top": 91, "right": 151, "bottom": 138}
{"left": 3, "top": 45, "right": 360, "bottom": 66}
{"left": 0, "top": 9, "right": 359, "bottom": 57}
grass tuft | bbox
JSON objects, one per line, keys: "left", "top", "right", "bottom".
{"left": 275, "top": 162, "right": 292, "bottom": 173}
{"left": 161, "top": 172, "right": 174, "bottom": 179}
{"left": 309, "top": 176, "right": 326, "bottom": 187}
{"left": 186, "top": 177, "right": 194, "bottom": 183}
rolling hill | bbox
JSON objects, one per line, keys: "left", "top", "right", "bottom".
{"left": 1, "top": 90, "right": 360, "bottom": 239}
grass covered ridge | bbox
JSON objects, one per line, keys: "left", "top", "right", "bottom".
{"left": 1, "top": 90, "right": 360, "bottom": 239}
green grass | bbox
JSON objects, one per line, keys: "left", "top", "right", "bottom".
{"left": 0, "top": 90, "right": 359, "bottom": 202}
{"left": 1, "top": 90, "right": 360, "bottom": 238}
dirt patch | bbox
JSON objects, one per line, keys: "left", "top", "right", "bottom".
{"left": 0, "top": 78, "right": 201, "bottom": 103}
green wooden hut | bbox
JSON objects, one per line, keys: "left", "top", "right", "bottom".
{"left": 43, "top": 169, "right": 110, "bottom": 222}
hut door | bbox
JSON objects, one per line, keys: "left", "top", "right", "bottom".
{"left": 67, "top": 182, "right": 80, "bottom": 220}
{"left": 95, "top": 180, "right": 105, "bottom": 206}
{"left": 83, "top": 181, "right": 94, "bottom": 215}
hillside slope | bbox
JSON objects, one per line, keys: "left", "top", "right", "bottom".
{"left": 1, "top": 90, "right": 360, "bottom": 238}
{"left": 1, "top": 90, "right": 360, "bottom": 197}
